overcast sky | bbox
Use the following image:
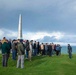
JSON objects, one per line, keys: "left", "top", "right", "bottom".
{"left": 0, "top": 0, "right": 76, "bottom": 45}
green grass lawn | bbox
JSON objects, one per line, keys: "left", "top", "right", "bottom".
{"left": 0, "top": 54, "right": 76, "bottom": 75}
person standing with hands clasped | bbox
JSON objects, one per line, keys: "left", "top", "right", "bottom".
{"left": 67, "top": 44, "right": 72, "bottom": 59}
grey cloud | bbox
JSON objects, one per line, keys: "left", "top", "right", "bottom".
{"left": 0, "top": 0, "right": 76, "bottom": 34}
{"left": 0, "top": 0, "right": 75, "bottom": 11}
{"left": 38, "top": 34, "right": 76, "bottom": 43}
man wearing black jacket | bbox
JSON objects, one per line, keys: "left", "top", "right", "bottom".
{"left": 67, "top": 44, "right": 72, "bottom": 59}
{"left": 48, "top": 43, "right": 52, "bottom": 56}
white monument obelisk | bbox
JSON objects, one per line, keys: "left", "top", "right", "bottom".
{"left": 18, "top": 14, "right": 22, "bottom": 39}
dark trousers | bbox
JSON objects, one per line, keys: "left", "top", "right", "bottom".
{"left": 26, "top": 50, "right": 28, "bottom": 58}
{"left": 45, "top": 50, "right": 48, "bottom": 55}
{"left": 12, "top": 50, "right": 16, "bottom": 60}
{"left": 48, "top": 51, "right": 52, "bottom": 56}
{"left": 2, "top": 54, "right": 8, "bottom": 67}
{"left": 56, "top": 51, "right": 59, "bottom": 56}
{"left": 69, "top": 52, "right": 72, "bottom": 59}
{"left": 34, "top": 49, "right": 38, "bottom": 56}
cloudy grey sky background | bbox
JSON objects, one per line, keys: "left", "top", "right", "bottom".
{"left": 0, "top": 0, "right": 76, "bottom": 45}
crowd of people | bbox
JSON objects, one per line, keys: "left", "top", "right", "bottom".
{"left": 0, "top": 37, "right": 72, "bottom": 68}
